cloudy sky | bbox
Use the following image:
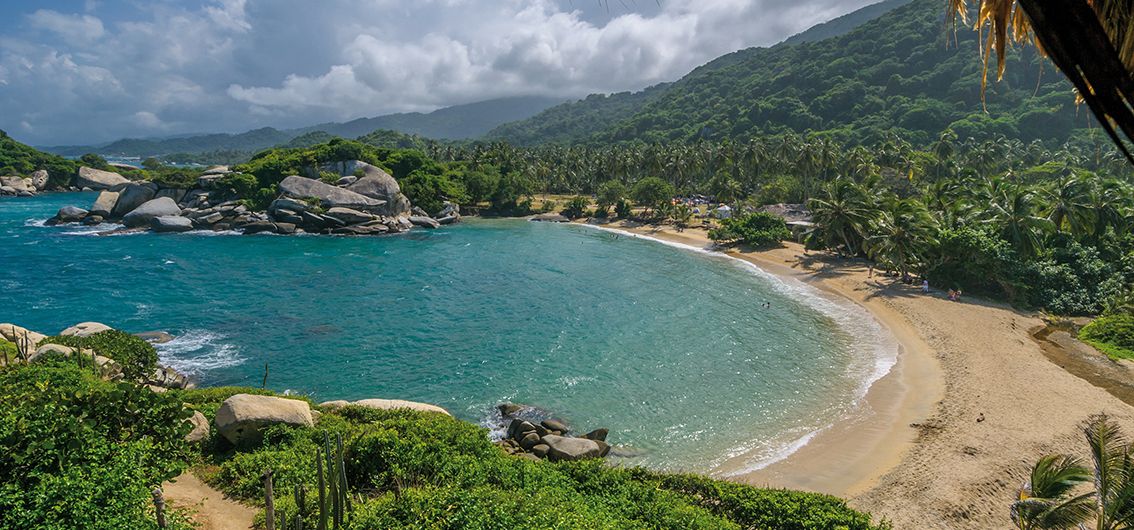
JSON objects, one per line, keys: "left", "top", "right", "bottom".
{"left": 0, "top": 0, "right": 875, "bottom": 146}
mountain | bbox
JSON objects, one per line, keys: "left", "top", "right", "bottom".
{"left": 485, "top": 84, "right": 670, "bottom": 146}
{"left": 486, "top": 0, "right": 1088, "bottom": 147}
{"left": 42, "top": 95, "right": 565, "bottom": 158}
{"left": 779, "top": 0, "right": 914, "bottom": 46}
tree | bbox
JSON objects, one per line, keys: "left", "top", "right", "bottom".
{"left": 596, "top": 180, "right": 628, "bottom": 209}
{"left": 631, "top": 177, "right": 675, "bottom": 215}
{"left": 865, "top": 198, "right": 938, "bottom": 279}
{"left": 983, "top": 186, "right": 1055, "bottom": 259}
{"left": 806, "top": 178, "right": 875, "bottom": 256}
{"left": 1010, "top": 455, "right": 1093, "bottom": 530}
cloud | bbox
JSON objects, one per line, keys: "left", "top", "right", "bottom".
{"left": 0, "top": 0, "right": 874, "bottom": 145}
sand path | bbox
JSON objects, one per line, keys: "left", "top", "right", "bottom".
{"left": 163, "top": 472, "right": 257, "bottom": 530}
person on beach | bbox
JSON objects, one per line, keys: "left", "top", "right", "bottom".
{"left": 948, "top": 289, "right": 956, "bottom": 301}
{"left": 921, "top": 279, "right": 929, "bottom": 293}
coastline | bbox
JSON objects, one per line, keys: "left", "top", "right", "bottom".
{"left": 581, "top": 220, "right": 942, "bottom": 499}
{"left": 583, "top": 219, "right": 1134, "bottom": 529}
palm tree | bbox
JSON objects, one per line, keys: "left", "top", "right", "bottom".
{"left": 865, "top": 198, "right": 938, "bottom": 280}
{"left": 983, "top": 185, "right": 1055, "bottom": 259}
{"left": 1010, "top": 455, "right": 1093, "bottom": 530}
{"left": 806, "top": 178, "right": 874, "bottom": 256}
{"left": 1044, "top": 174, "right": 1094, "bottom": 237}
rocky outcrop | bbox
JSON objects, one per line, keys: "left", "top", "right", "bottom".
{"left": 151, "top": 216, "right": 193, "bottom": 233}
{"left": 48, "top": 206, "right": 89, "bottom": 224}
{"left": 0, "top": 176, "right": 37, "bottom": 196}
{"left": 215, "top": 394, "right": 315, "bottom": 446}
{"left": 279, "top": 176, "right": 387, "bottom": 212}
{"left": 30, "top": 170, "right": 49, "bottom": 191}
{"left": 122, "top": 197, "right": 181, "bottom": 228}
{"left": 185, "top": 411, "right": 210, "bottom": 443}
{"left": 494, "top": 405, "right": 612, "bottom": 462}
{"left": 60, "top": 321, "right": 113, "bottom": 337}
{"left": 541, "top": 435, "right": 606, "bottom": 462}
{"left": 76, "top": 167, "right": 129, "bottom": 190}
{"left": 324, "top": 207, "right": 375, "bottom": 225}
{"left": 111, "top": 182, "right": 158, "bottom": 218}
{"left": 0, "top": 323, "right": 47, "bottom": 349}
{"left": 319, "top": 398, "right": 450, "bottom": 416}
{"left": 409, "top": 216, "right": 440, "bottom": 229}
{"left": 90, "top": 191, "right": 120, "bottom": 218}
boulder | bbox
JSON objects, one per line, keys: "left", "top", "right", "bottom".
{"left": 409, "top": 216, "right": 440, "bottom": 229}
{"left": 29, "top": 343, "right": 75, "bottom": 362}
{"left": 541, "top": 435, "right": 603, "bottom": 462}
{"left": 0, "top": 186, "right": 15, "bottom": 195}
{"left": 581, "top": 428, "right": 609, "bottom": 442}
{"left": 541, "top": 419, "right": 569, "bottom": 433}
{"left": 0, "top": 324, "right": 46, "bottom": 352}
{"left": 274, "top": 222, "right": 297, "bottom": 235}
{"left": 531, "top": 213, "right": 570, "bottom": 223}
{"left": 53, "top": 206, "right": 89, "bottom": 223}
{"left": 325, "top": 207, "right": 375, "bottom": 225}
{"left": 241, "top": 221, "right": 279, "bottom": 235}
{"left": 412, "top": 206, "right": 429, "bottom": 217}
{"left": 0, "top": 176, "right": 34, "bottom": 193}
{"left": 336, "top": 176, "right": 358, "bottom": 186}
{"left": 90, "top": 191, "right": 120, "bottom": 217}
{"left": 122, "top": 197, "right": 181, "bottom": 228}
{"left": 30, "top": 170, "right": 49, "bottom": 190}
{"left": 269, "top": 197, "right": 311, "bottom": 214}
{"left": 508, "top": 420, "right": 537, "bottom": 440}
{"left": 76, "top": 166, "right": 129, "bottom": 190}
{"left": 437, "top": 215, "right": 460, "bottom": 225}
{"left": 135, "top": 331, "right": 175, "bottom": 344}
{"left": 60, "top": 322, "right": 112, "bottom": 337}
{"left": 437, "top": 201, "right": 460, "bottom": 219}
{"left": 155, "top": 188, "right": 187, "bottom": 204}
{"left": 82, "top": 215, "right": 104, "bottom": 226}
{"left": 352, "top": 398, "right": 451, "bottom": 416}
{"left": 531, "top": 444, "right": 550, "bottom": 458}
{"left": 344, "top": 164, "right": 411, "bottom": 217}
{"left": 497, "top": 402, "right": 525, "bottom": 417}
{"left": 185, "top": 411, "right": 210, "bottom": 443}
{"left": 112, "top": 183, "right": 158, "bottom": 217}
{"left": 214, "top": 394, "right": 314, "bottom": 446}
{"left": 278, "top": 176, "right": 387, "bottom": 212}
{"left": 202, "top": 166, "right": 230, "bottom": 175}
{"left": 151, "top": 216, "right": 194, "bottom": 233}
{"left": 518, "top": 432, "right": 541, "bottom": 450}
{"left": 318, "top": 400, "right": 351, "bottom": 410}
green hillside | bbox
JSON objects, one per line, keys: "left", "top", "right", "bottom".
{"left": 0, "top": 130, "right": 77, "bottom": 187}
{"left": 487, "top": 0, "right": 1090, "bottom": 147}
{"left": 780, "top": 0, "right": 913, "bottom": 45}
{"left": 485, "top": 84, "right": 670, "bottom": 146}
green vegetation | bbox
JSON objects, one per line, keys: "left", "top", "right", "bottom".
{"left": 0, "top": 339, "right": 16, "bottom": 365}
{"left": 0, "top": 130, "right": 78, "bottom": 188}
{"left": 560, "top": 196, "right": 590, "bottom": 219}
{"left": 0, "top": 360, "right": 194, "bottom": 529}
{"left": 1079, "top": 315, "right": 1134, "bottom": 361}
{"left": 41, "top": 330, "right": 159, "bottom": 380}
{"left": 710, "top": 212, "right": 791, "bottom": 248}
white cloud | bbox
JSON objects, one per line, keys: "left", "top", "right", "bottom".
{"left": 0, "top": 0, "right": 874, "bottom": 145}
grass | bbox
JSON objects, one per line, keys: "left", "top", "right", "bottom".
{"left": 1079, "top": 314, "right": 1134, "bottom": 361}
{"left": 0, "top": 338, "right": 15, "bottom": 364}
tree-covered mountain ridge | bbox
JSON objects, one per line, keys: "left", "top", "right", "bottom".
{"left": 487, "top": 0, "right": 1094, "bottom": 148}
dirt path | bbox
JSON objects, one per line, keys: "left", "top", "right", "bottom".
{"left": 163, "top": 472, "right": 257, "bottom": 530}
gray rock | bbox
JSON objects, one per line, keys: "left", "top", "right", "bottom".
{"left": 0, "top": 185, "right": 15, "bottom": 195}
{"left": 531, "top": 444, "right": 550, "bottom": 458}
{"left": 498, "top": 402, "right": 525, "bottom": 417}
{"left": 135, "top": 331, "right": 175, "bottom": 344}
{"left": 437, "top": 215, "right": 460, "bottom": 225}
{"left": 150, "top": 216, "right": 194, "bottom": 233}
{"left": 351, "top": 398, "right": 450, "bottom": 415}
{"left": 269, "top": 197, "right": 311, "bottom": 214}
{"left": 81, "top": 215, "right": 103, "bottom": 226}
{"left": 89, "top": 191, "right": 119, "bottom": 217}
{"left": 518, "top": 432, "right": 541, "bottom": 450}
{"left": 214, "top": 394, "right": 314, "bottom": 446}
{"left": 200, "top": 212, "right": 224, "bottom": 225}
{"left": 541, "top": 435, "right": 603, "bottom": 462}
{"left": 541, "top": 419, "right": 569, "bottom": 433}
{"left": 531, "top": 213, "right": 570, "bottom": 223}
{"left": 279, "top": 175, "right": 387, "bottom": 212}
{"left": 272, "top": 211, "right": 305, "bottom": 225}
{"left": 185, "top": 411, "right": 210, "bottom": 443}
{"left": 30, "top": 170, "right": 49, "bottom": 190}
{"left": 595, "top": 440, "right": 611, "bottom": 458}
{"left": 60, "top": 322, "right": 112, "bottom": 337}
{"left": 274, "top": 222, "right": 297, "bottom": 235}
{"left": 336, "top": 176, "right": 358, "bottom": 186}
{"left": 344, "top": 164, "right": 412, "bottom": 217}
{"left": 508, "top": 419, "right": 536, "bottom": 440}
{"left": 581, "top": 428, "right": 609, "bottom": 442}
{"left": 112, "top": 182, "right": 158, "bottom": 218}
{"left": 437, "top": 201, "right": 460, "bottom": 218}
{"left": 76, "top": 166, "right": 129, "bottom": 190}
{"left": 409, "top": 216, "right": 440, "bottom": 229}
{"left": 325, "top": 207, "right": 375, "bottom": 225}
{"left": 122, "top": 197, "right": 181, "bottom": 228}
{"left": 201, "top": 165, "right": 230, "bottom": 175}
{"left": 155, "top": 188, "right": 187, "bottom": 204}
{"left": 54, "top": 206, "right": 88, "bottom": 223}
{"left": 412, "top": 206, "right": 429, "bottom": 217}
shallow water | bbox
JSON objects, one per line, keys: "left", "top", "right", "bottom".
{"left": 0, "top": 193, "right": 893, "bottom": 474}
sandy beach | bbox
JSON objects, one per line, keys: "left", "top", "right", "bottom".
{"left": 592, "top": 219, "right": 1134, "bottom": 530}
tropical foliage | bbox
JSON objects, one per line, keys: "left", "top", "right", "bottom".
{"left": 42, "top": 330, "right": 160, "bottom": 381}
{"left": 1079, "top": 314, "right": 1134, "bottom": 361}
{"left": 709, "top": 212, "right": 792, "bottom": 248}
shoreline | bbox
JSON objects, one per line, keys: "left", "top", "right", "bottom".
{"left": 581, "top": 220, "right": 943, "bottom": 498}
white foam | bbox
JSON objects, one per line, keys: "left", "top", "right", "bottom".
{"left": 24, "top": 218, "right": 47, "bottom": 227}
{"left": 580, "top": 224, "right": 899, "bottom": 474}
{"left": 156, "top": 329, "right": 246, "bottom": 375}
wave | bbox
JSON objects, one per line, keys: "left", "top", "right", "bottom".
{"left": 580, "top": 223, "right": 899, "bottom": 475}
{"left": 156, "top": 329, "right": 246, "bottom": 375}
{"left": 24, "top": 218, "right": 47, "bottom": 227}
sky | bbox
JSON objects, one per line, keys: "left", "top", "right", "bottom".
{"left": 0, "top": 0, "right": 876, "bottom": 146}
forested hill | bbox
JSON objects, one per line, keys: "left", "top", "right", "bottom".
{"left": 779, "top": 0, "right": 913, "bottom": 45}
{"left": 486, "top": 0, "right": 1090, "bottom": 147}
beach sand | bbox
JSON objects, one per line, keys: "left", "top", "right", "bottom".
{"left": 591, "top": 220, "right": 1134, "bottom": 530}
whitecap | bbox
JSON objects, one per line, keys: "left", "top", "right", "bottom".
{"left": 156, "top": 329, "right": 246, "bottom": 375}
{"left": 24, "top": 219, "right": 47, "bottom": 227}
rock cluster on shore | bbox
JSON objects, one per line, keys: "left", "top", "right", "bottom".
{"left": 0, "top": 170, "right": 49, "bottom": 197}
{"left": 493, "top": 402, "right": 612, "bottom": 462}
{"left": 43, "top": 162, "right": 461, "bottom": 236}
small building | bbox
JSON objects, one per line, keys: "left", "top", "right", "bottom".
{"left": 714, "top": 205, "right": 733, "bottom": 219}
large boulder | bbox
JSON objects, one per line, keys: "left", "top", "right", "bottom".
{"left": 324, "top": 207, "right": 375, "bottom": 225}
{"left": 60, "top": 321, "right": 113, "bottom": 337}
{"left": 30, "top": 170, "right": 49, "bottom": 190}
{"left": 341, "top": 162, "right": 412, "bottom": 217}
{"left": 0, "top": 176, "right": 35, "bottom": 193}
{"left": 89, "top": 191, "right": 120, "bottom": 218}
{"left": 185, "top": 411, "right": 210, "bottom": 443}
{"left": 214, "top": 394, "right": 314, "bottom": 446}
{"left": 112, "top": 183, "right": 158, "bottom": 217}
{"left": 541, "top": 435, "right": 603, "bottom": 462}
{"left": 278, "top": 176, "right": 387, "bottom": 212}
{"left": 76, "top": 167, "right": 129, "bottom": 190}
{"left": 409, "top": 216, "right": 440, "bottom": 229}
{"left": 122, "top": 197, "right": 181, "bottom": 228}
{"left": 151, "top": 216, "right": 194, "bottom": 233}
{"left": 352, "top": 398, "right": 451, "bottom": 416}
{"left": 0, "top": 323, "right": 47, "bottom": 347}
{"left": 51, "top": 206, "right": 88, "bottom": 224}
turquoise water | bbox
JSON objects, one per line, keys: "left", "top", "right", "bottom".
{"left": 0, "top": 193, "right": 894, "bottom": 474}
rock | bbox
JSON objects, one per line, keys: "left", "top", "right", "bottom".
{"left": 336, "top": 176, "right": 358, "bottom": 186}
{"left": 343, "top": 163, "right": 412, "bottom": 217}
{"left": 531, "top": 213, "right": 570, "bottom": 223}
{"left": 595, "top": 440, "right": 612, "bottom": 457}
{"left": 325, "top": 207, "right": 375, "bottom": 225}
{"left": 30, "top": 170, "right": 49, "bottom": 190}
{"left": 90, "top": 191, "right": 120, "bottom": 217}
{"left": 29, "top": 343, "right": 75, "bottom": 362}
{"left": 319, "top": 400, "right": 351, "bottom": 410}
{"left": 581, "top": 428, "right": 609, "bottom": 442}
{"left": 135, "top": 331, "right": 175, "bottom": 344}
{"left": 531, "top": 444, "right": 550, "bottom": 458}
{"left": 510, "top": 420, "right": 537, "bottom": 441}
{"left": 437, "top": 215, "right": 460, "bottom": 225}
{"left": 437, "top": 201, "right": 460, "bottom": 219}
{"left": 0, "top": 186, "right": 15, "bottom": 195}
{"left": 81, "top": 215, "right": 103, "bottom": 226}
{"left": 352, "top": 398, "right": 450, "bottom": 416}
{"left": 151, "top": 216, "right": 194, "bottom": 233}
{"left": 214, "top": 394, "right": 314, "bottom": 446}
{"left": 186, "top": 411, "right": 210, "bottom": 443}
{"left": 518, "top": 432, "right": 541, "bottom": 450}
{"left": 498, "top": 402, "right": 525, "bottom": 417}
{"left": 112, "top": 183, "right": 158, "bottom": 217}
{"left": 60, "top": 322, "right": 112, "bottom": 337}
{"left": 241, "top": 221, "right": 278, "bottom": 235}
{"left": 76, "top": 166, "right": 129, "bottom": 190}
{"left": 541, "top": 419, "right": 569, "bottom": 433}
{"left": 122, "top": 197, "right": 181, "bottom": 228}
{"left": 202, "top": 165, "right": 230, "bottom": 175}
{"left": 274, "top": 222, "right": 297, "bottom": 235}
{"left": 52, "top": 206, "right": 89, "bottom": 223}
{"left": 412, "top": 206, "right": 429, "bottom": 217}
{"left": 200, "top": 212, "right": 224, "bottom": 225}
{"left": 1, "top": 176, "right": 35, "bottom": 193}
{"left": 269, "top": 197, "right": 311, "bottom": 214}
{"left": 0, "top": 324, "right": 46, "bottom": 349}
{"left": 541, "top": 435, "right": 603, "bottom": 462}
{"left": 409, "top": 216, "right": 440, "bottom": 229}
{"left": 155, "top": 188, "right": 187, "bottom": 204}
{"left": 279, "top": 175, "right": 387, "bottom": 212}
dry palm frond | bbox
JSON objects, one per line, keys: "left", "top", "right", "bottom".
{"left": 949, "top": 0, "right": 1134, "bottom": 164}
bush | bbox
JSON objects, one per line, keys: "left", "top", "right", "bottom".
{"left": 42, "top": 330, "right": 159, "bottom": 381}
{"left": 561, "top": 196, "right": 590, "bottom": 219}
{"left": 1080, "top": 314, "right": 1134, "bottom": 360}
{"left": 631, "top": 177, "right": 675, "bottom": 213}
{"left": 615, "top": 199, "right": 634, "bottom": 219}
{"left": 0, "top": 339, "right": 15, "bottom": 364}
{"left": 709, "top": 212, "right": 791, "bottom": 248}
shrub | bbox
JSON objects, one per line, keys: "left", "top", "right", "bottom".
{"left": 615, "top": 199, "right": 634, "bottom": 219}
{"left": 709, "top": 212, "right": 791, "bottom": 248}
{"left": 42, "top": 330, "right": 159, "bottom": 381}
{"left": 561, "top": 196, "right": 590, "bottom": 219}
{"left": 631, "top": 177, "right": 675, "bottom": 213}
{"left": 0, "top": 339, "right": 15, "bottom": 364}
{"left": 1080, "top": 314, "right": 1134, "bottom": 360}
